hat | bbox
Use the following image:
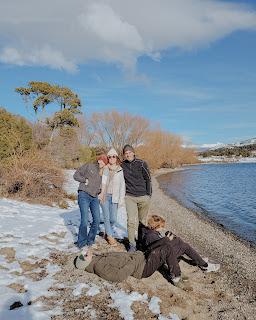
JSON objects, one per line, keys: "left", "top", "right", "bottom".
{"left": 107, "top": 148, "right": 118, "bottom": 157}
{"left": 123, "top": 144, "right": 135, "bottom": 154}
{"left": 96, "top": 154, "right": 108, "bottom": 165}
{"left": 74, "top": 254, "right": 91, "bottom": 270}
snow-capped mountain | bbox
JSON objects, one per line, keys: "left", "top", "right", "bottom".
{"left": 201, "top": 137, "right": 256, "bottom": 151}
{"left": 232, "top": 137, "right": 256, "bottom": 147}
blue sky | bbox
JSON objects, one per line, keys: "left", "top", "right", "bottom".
{"left": 0, "top": 0, "right": 256, "bottom": 146}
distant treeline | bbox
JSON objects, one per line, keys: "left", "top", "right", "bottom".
{"left": 199, "top": 144, "right": 256, "bottom": 158}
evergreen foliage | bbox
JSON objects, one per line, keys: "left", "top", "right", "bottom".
{"left": 0, "top": 108, "right": 32, "bottom": 159}
{"left": 15, "top": 81, "right": 81, "bottom": 114}
{"left": 46, "top": 109, "right": 79, "bottom": 129}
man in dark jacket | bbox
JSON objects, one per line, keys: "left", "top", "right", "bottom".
{"left": 121, "top": 144, "right": 152, "bottom": 252}
{"left": 73, "top": 155, "right": 108, "bottom": 249}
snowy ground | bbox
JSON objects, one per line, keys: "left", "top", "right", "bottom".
{"left": 0, "top": 170, "right": 179, "bottom": 320}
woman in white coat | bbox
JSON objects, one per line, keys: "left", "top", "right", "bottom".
{"left": 98, "top": 148, "right": 126, "bottom": 245}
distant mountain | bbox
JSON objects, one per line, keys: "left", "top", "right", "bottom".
{"left": 199, "top": 137, "right": 256, "bottom": 158}
{"left": 197, "top": 142, "right": 225, "bottom": 152}
{"left": 231, "top": 137, "right": 256, "bottom": 147}
{"left": 200, "top": 137, "right": 256, "bottom": 151}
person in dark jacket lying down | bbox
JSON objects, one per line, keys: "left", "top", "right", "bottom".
{"left": 138, "top": 215, "right": 220, "bottom": 285}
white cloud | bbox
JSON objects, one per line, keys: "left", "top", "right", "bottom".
{"left": 0, "top": 0, "right": 255, "bottom": 72}
{"left": 0, "top": 46, "right": 77, "bottom": 72}
{"left": 79, "top": 4, "right": 144, "bottom": 51}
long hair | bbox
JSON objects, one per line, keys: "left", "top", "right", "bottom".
{"left": 147, "top": 215, "right": 166, "bottom": 230}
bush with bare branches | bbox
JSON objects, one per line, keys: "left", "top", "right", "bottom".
{"left": 0, "top": 150, "right": 65, "bottom": 205}
{"left": 137, "top": 129, "right": 197, "bottom": 169}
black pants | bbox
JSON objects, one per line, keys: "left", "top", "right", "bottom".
{"left": 142, "top": 237, "right": 207, "bottom": 278}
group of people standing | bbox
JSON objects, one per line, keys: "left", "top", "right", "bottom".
{"left": 73, "top": 144, "right": 220, "bottom": 286}
{"left": 73, "top": 144, "right": 151, "bottom": 252}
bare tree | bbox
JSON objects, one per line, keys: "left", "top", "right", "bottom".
{"left": 88, "top": 110, "right": 150, "bottom": 154}
{"left": 76, "top": 115, "right": 96, "bottom": 146}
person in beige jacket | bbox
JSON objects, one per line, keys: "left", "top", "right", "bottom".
{"left": 98, "top": 148, "right": 126, "bottom": 245}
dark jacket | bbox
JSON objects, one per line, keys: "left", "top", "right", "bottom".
{"left": 85, "top": 251, "right": 145, "bottom": 282}
{"left": 138, "top": 223, "right": 163, "bottom": 251}
{"left": 73, "top": 163, "right": 101, "bottom": 197}
{"left": 121, "top": 158, "right": 152, "bottom": 197}
{"left": 138, "top": 224, "right": 185, "bottom": 260}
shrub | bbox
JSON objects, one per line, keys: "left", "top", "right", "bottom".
{"left": 0, "top": 108, "right": 32, "bottom": 159}
{"left": 79, "top": 145, "right": 93, "bottom": 163}
{"left": 65, "top": 192, "right": 77, "bottom": 201}
{"left": 137, "top": 129, "right": 197, "bottom": 170}
{"left": 0, "top": 150, "right": 65, "bottom": 205}
{"left": 32, "top": 122, "right": 51, "bottom": 149}
{"left": 59, "top": 200, "right": 69, "bottom": 209}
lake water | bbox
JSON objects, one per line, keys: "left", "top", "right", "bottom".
{"left": 157, "top": 163, "right": 256, "bottom": 244}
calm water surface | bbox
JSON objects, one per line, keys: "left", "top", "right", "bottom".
{"left": 157, "top": 163, "right": 256, "bottom": 244}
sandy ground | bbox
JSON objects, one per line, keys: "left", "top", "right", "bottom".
{"left": 8, "top": 169, "right": 255, "bottom": 319}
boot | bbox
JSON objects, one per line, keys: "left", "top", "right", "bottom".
{"left": 106, "top": 235, "right": 117, "bottom": 246}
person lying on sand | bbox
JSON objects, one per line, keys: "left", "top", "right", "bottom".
{"left": 73, "top": 233, "right": 219, "bottom": 287}
{"left": 73, "top": 243, "right": 180, "bottom": 284}
{"left": 138, "top": 215, "right": 220, "bottom": 286}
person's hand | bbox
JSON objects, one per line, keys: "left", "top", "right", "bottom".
{"left": 98, "top": 192, "right": 105, "bottom": 204}
{"left": 165, "top": 231, "right": 175, "bottom": 241}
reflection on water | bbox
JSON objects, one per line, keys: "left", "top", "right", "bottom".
{"left": 157, "top": 163, "right": 256, "bottom": 244}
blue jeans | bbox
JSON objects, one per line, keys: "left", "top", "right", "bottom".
{"left": 77, "top": 191, "right": 100, "bottom": 248}
{"left": 100, "top": 194, "right": 118, "bottom": 236}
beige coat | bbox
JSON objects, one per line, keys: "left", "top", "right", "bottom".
{"left": 102, "top": 166, "right": 126, "bottom": 206}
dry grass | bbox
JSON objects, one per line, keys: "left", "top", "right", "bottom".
{"left": 0, "top": 150, "right": 65, "bottom": 205}
{"left": 65, "top": 192, "right": 77, "bottom": 201}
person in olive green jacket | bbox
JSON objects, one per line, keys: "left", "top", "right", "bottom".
{"left": 74, "top": 250, "right": 145, "bottom": 282}
{"left": 74, "top": 234, "right": 189, "bottom": 283}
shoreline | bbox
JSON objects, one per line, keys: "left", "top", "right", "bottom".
{"left": 152, "top": 169, "right": 256, "bottom": 304}
{"left": 155, "top": 167, "right": 256, "bottom": 249}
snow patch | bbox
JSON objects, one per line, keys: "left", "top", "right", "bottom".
{"left": 110, "top": 290, "right": 148, "bottom": 320}
{"left": 72, "top": 283, "right": 89, "bottom": 296}
{"left": 87, "top": 284, "right": 100, "bottom": 297}
{"left": 72, "top": 282, "right": 100, "bottom": 297}
{"left": 110, "top": 290, "right": 180, "bottom": 320}
{"left": 149, "top": 296, "right": 161, "bottom": 314}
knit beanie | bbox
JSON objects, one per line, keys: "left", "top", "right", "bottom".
{"left": 123, "top": 144, "right": 135, "bottom": 154}
{"left": 96, "top": 154, "right": 108, "bottom": 165}
{"left": 74, "top": 254, "right": 91, "bottom": 270}
{"left": 107, "top": 148, "right": 118, "bottom": 157}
